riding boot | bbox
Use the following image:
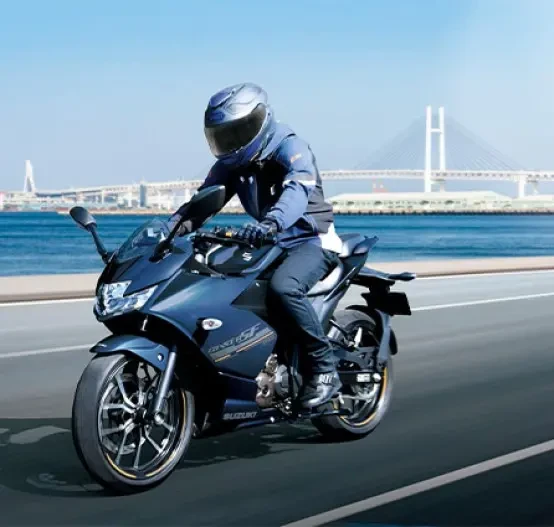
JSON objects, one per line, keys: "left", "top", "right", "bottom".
{"left": 298, "top": 348, "right": 341, "bottom": 409}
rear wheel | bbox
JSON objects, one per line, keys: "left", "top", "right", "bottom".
{"left": 311, "top": 309, "right": 394, "bottom": 441}
{"left": 72, "top": 353, "right": 194, "bottom": 494}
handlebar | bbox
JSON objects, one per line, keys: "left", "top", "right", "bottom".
{"left": 193, "top": 227, "right": 276, "bottom": 249}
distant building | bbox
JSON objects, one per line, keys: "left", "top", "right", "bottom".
{"left": 511, "top": 194, "right": 554, "bottom": 209}
{"left": 329, "top": 191, "right": 513, "bottom": 212}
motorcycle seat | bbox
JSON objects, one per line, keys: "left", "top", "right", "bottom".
{"left": 338, "top": 233, "right": 365, "bottom": 258}
{"left": 338, "top": 233, "right": 377, "bottom": 259}
{"left": 306, "top": 233, "right": 377, "bottom": 296}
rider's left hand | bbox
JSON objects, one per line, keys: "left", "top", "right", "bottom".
{"left": 236, "top": 220, "right": 277, "bottom": 246}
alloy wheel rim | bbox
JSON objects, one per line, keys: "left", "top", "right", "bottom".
{"left": 339, "top": 321, "right": 385, "bottom": 425}
{"left": 97, "top": 359, "right": 184, "bottom": 478}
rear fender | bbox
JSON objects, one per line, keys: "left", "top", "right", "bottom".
{"left": 91, "top": 334, "right": 172, "bottom": 371}
{"left": 345, "top": 305, "right": 398, "bottom": 356}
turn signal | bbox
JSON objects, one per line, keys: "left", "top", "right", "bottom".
{"left": 201, "top": 318, "right": 223, "bottom": 330}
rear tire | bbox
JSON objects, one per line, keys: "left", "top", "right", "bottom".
{"left": 311, "top": 309, "right": 394, "bottom": 441}
{"left": 72, "top": 353, "right": 194, "bottom": 494}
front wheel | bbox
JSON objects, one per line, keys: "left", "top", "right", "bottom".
{"left": 72, "top": 353, "right": 194, "bottom": 494}
{"left": 311, "top": 309, "right": 394, "bottom": 441}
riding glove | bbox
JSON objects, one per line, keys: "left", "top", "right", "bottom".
{"left": 236, "top": 219, "right": 278, "bottom": 246}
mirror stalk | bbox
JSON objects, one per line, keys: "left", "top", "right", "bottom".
{"left": 152, "top": 206, "right": 192, "bottom": 260}
{"left": 89, "top": 225, "right": 110, "bottom": 263}
{"left": 154, "top": 185, "right": 225, "bottom": 259}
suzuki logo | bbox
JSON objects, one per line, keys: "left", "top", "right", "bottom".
{"left": 223, "top": 411, "right": 258, "bottom": 421}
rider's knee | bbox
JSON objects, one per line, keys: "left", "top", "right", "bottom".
{"left": 269, "top": 275, "right": 303, "bottom": 299}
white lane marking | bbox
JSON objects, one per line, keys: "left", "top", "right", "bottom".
{"left": 415, "top": 268, "right": 554, "bottom": 280}
{"left": 3, "top": 292, "right": 554, "bottom": 360}
{"left": 0, "top": 345, "right": 90, "bottom": 360}
{"left": 411, "top": 291, "right": 554, "bottom": 311}
{"left": 0, "top": 325, "right": 44, "bottom": 334}
{"left": 0, "top": 297, "right": 94, "bottom": 308}
{"left": 281, "top": 438, "right": 554, "bottom": 527}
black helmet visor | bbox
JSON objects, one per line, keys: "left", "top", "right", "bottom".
{"left": 204, "top": 104, "right": 267, "bottom": 157}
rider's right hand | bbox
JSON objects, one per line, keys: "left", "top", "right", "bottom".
{"left": 236, "top": 220, "right": 277, "bottom": 247}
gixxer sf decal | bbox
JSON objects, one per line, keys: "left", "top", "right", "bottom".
{"left": 208, "top": 323, "right": 276, "bottom": 362}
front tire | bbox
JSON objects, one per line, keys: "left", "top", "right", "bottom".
{"left": 72, "top": 353, "right": 194, "bottom": 494}
{"left": 311, "top": 309, "right": 394, "bottom": 441}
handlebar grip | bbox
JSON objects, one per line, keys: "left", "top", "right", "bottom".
{"left": 195, "top": 226, "right": 276, "bottom": 248}
{"left": 213, "top": 226, "right": 238, "bottom": 239}
{"left": 194, "top": 229, "right": 247, "bottom": 247}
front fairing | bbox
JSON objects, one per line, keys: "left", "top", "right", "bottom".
{"left": 93, "top": 229, "right": 194, "bottom": 324}
{"left": 92, "top": 236, "right": 269, "bottom": 326}
{"left": 97, "top": 238, "right": 194, "bottom": 296}
{"left": 93, "top": 236, "right": 283, "bottom": 379}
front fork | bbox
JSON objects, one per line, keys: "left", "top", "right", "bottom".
{"left": 148, "top": 346, "right": 178, "bottom": 425}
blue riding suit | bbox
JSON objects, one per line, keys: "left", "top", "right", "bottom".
{"left": 174, "top": 122, "right": 342, "bottom": 376}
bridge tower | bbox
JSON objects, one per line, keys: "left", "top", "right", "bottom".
{"left": 424, "top": 106, "right": 446, "bottom": 193}
{"left": 23, "top": 160, "right": 36, "bottom": 194}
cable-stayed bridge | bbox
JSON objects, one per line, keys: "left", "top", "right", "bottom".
{"left": 332, "top": 106, "right": 548, "bottom": 197}
{"left": 5, "top": 106, "right": 554, "bottom": 208}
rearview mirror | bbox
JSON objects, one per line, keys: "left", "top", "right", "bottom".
{"left": 70, "top": 206, "right": 97, "bottom": 231}
{"left": 183, "top": 185, "right": 227, "bottom": 219}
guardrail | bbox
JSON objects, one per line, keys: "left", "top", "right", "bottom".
{"left": 1, "top": 256, "right": 554, "bottom": 303}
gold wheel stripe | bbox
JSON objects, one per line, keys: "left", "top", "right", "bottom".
{"left": 339, "top": 366, "right": 388, "bottom": 427}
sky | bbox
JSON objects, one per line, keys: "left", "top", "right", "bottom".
{"left": 1, "top": 0, "right": 554, "bottom": 196}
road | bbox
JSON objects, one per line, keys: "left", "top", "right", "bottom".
{"left": 1, "top": 270, "right": 554, "bottom": 525}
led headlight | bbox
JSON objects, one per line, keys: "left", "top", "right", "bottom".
{"left": 95, "top": 281, "right": 157, "bottom": 317}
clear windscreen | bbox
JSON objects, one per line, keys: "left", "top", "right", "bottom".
{"left": 116, "top": 218, "right": 170, "bottom": 263}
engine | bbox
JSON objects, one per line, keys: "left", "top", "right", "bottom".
{"left": 255, "top": 354, "right": 292, "bottom": 408}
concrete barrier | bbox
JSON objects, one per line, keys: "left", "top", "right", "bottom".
{"left": 1, "top": 255, "right": 554, "bottom": 303}
{"left": 0, "top": 273, "right": 99, "bottom": 303}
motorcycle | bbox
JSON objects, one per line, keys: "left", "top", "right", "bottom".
{"left": 68, "top": 185, "right": 415, "bottom": 494}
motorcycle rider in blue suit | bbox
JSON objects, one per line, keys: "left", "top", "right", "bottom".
{"left": 170, "top": 82, "right": 344, "bottom": 409}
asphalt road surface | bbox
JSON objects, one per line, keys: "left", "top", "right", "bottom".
{"left": 2, "top": 270, "right": 554, "bottom": 526}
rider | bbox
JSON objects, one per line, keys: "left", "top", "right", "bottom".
{"left": 170, "top": 82, "right": 343, "bottom": 409}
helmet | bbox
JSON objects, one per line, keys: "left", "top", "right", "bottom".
{"left": 204, "top": 82, "right": 276, "bottom": 167}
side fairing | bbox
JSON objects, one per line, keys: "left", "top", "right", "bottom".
{"left": 147, "top": 271, "right": 277, "bottom": 379}
{"left": 204, "top": 313, "right": 277, "bottom": 378}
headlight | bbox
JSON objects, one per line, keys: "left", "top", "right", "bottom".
{"left": 95, "top": 281, "right": 157, "bottom": 317}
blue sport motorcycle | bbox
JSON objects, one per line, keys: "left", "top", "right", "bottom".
{"left": 68, "top": 185, "right": 415, "bottom": 494}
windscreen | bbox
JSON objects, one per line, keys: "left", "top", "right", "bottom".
{"left": 116, "top": 218, "right": 170, "bottom": 263}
